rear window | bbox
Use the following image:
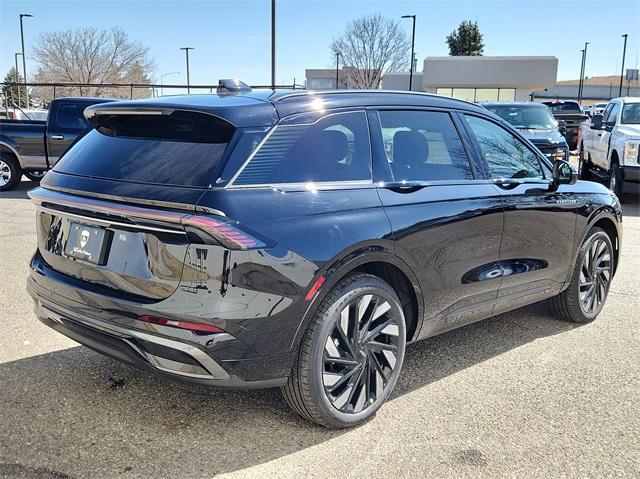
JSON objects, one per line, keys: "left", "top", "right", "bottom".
{"left": 54, "top": 111, "right": 235, "bottom": 188}
{"left": 543, "top": 102, "right": 581, "bottom": 113}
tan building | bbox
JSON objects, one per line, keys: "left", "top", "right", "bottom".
{"left": 382, "top": 56, "right": 558, "bottom": 102}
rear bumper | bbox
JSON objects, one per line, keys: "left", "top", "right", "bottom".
{"left": 27, "top": 273, "right": 292, "bottom": 389}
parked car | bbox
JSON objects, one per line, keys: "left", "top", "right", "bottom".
{"left": 589, "top": 103, "right": 608, "bottom": 117}
{"left": 483, "top": 102, "right": 569, "bottom": 162}
{"left": 578, "top": 97, "right": 640, "bottom": 197}
{"left": 0, "top": 97, "right": 114, "bottom": 191}
{"left": 27, "top": 87, "right": 622, "bottom": 428}
{"left": 542, "top": 100, "right": 589, "bottom": 150}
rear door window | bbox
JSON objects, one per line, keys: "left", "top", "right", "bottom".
{"left": 378, "top": 110, "right": 473, "bottom": 181}
{"left": 55, "top": 103, "right": 91, "bottom": 130}
{"left": 54, "top": 111, "right": 235, "bottom": 188}
{"left": 232, "top": 111, "right": 371, "bottom": 186}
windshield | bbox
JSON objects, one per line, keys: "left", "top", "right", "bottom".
{"left": 621, "top": 104, "right": 640, "bottom": 124}
{"left": 485, "top": 106, "right": 557, "bottom": 130}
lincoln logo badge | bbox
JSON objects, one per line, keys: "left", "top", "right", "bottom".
{"left": 80, "top": 230, "right": 90, "bottom": 248}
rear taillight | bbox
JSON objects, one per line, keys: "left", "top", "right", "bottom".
{"left": 137, "top": 315, "right": 224, "bottom": 334}
{"left": 182, "top": 215, "right": 265, "bottom": 250}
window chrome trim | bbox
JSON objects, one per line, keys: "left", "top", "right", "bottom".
{"left": 226, "top": 110, "right": 373, "bottom": 189}
{"left": 225, "top": 179, "right": 375, "bottom": 191}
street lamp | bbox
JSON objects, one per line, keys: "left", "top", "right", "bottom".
{"left": 578, "top": 42, "right": 589, "bottom": 104}
{"left": 401, "top": 15, "right": 416, "bottom": 91}
{"left": 619, "top": 34, "right": 628, "bottom": 97}
{"left": 180, "top": 47, "right": 194, "bottom": 94}
{"left": 335, "top": 52, "right": 340, "bottom": 89}
{"left": 160, "top": 71, "right": 180, "bottom": 96}
{"left": 271, "top": 0, "right": 276, "bottom": 89}
{"left": 19, "top": 13, "right": 33, "bottom": 107}
{"left": 14, "top": 53, "right": 22, "bottom": 108}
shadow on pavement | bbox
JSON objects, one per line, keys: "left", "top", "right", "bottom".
{"left": 621, "top": 193, "right": 640, "bottom": 217}
{"left": 0, "top": 301, "right": 579, "bottom": 479}
{"left": 0, "top": 178, "right": 38, "bottom": 199}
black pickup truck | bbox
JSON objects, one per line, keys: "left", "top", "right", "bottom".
{"left": 0, "top": 97, "right": 113, "bottom": 191}
{"left": 541, "top": 100, "right": 589, "bottom": 150}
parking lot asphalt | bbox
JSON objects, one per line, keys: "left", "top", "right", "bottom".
{"left": 0, "top": 178, "right": 638, "bottom": 479}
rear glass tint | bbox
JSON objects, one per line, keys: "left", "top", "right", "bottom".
{"left": 54, "top": 111, "right": 235, "bottom": 188}
{"left": 232, "top": 111, "right": 371, "bottom": 186}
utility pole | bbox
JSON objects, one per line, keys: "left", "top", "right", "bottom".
{"left": 160, "top": 71, "right": 180, "bottom": 96}
{"left": 271, "top": 0, "right": 276, "bottom": 89}
{"left": 578, "top": 42, "right": 589, "bottom": 104}
{"left": 335, "top": 52, "right": 340, "bottom": 89}
{"left": 14, "top": 53, "right": 22, "bottom": 108}
{"left": 619, "top": 34, "right": 628, "bottom": 97}
{"left": 19, "top": 13, "right": 33, "bottom": 107}
{"left": 180, "top": 47, "right": 194, "bottom": 94}
{"left": 402, "top": 15, "right": 416, "bottom": 91}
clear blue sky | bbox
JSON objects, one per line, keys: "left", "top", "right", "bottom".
{"left": 1, "top": 0, "right": 639, "bottom": 87}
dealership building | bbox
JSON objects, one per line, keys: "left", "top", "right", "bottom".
{"left": 306, "top": 56, "right": 559, "bottom": 102}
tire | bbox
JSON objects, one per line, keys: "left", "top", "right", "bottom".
{"left": 282, "top": 273, "right": 406, "bottom": 428}
{"left": 608, "top": 160, "right": 622, "bottom": 197}
{"left": 578, "top": 144, "right": 591, "bottom": 180}
{"left": 0, "top": 154, "right": 21, "bottom": 192}
{"left": 551, "top": 227, "right": 614, "bottom": 323}
{"left": 23, "top": 170, "right": 47, "bottom": 183}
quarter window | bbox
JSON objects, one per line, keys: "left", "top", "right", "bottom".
{"left": 378, "top": 110, "right": 473, "bottom": 181}
{"left": 464, "top": 115, "right": 544, "bottom": 179}
{"left": 233, "top": 111, "right": 370, "bottom": 185}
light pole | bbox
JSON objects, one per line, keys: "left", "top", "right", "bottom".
{"left": 14, "top": 53, "right": 22, "bottom": 108}
{"left": 578, "top": 42, "right": 589, "bottom": 104}
{"left": 578, "top": 49, "right": 585, "bottom": 102}
{"left": 160, "top": 71, "right": 180, "bottom": 96}
{"left": 335, "top": 52, "right": 340, "bottom": 89}
{"left": 19, "top": 13, "right": 33, "bottom": 107}
{"left": 619, "top": 34, "right": 628, "bottom": 97}
{"left": 271, "top": 0, "right": 276, "bottom": 89}
{"left": 180, "top": 47, "right": 194, "bottom": 94}
{"left": 401, "top": 15, "right": 416, "bottom": 91}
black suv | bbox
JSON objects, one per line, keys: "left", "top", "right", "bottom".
{"left": 27, "top": 87, "right": 622, "bottom": 428}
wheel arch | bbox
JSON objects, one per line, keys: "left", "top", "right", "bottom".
{"left": 291, "top": 248, "right": 424, "bottom": 351}
{"left": 0, "top": 140, "right": 22, "bottom": 164}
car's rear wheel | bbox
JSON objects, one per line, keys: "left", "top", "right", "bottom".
{"left": 282, "top": 273, "right": 406, "bottom": 428}
{"left": 0, "top": 154, "right": 21, "bottom": 192}
{"left": 578, "top": 144, "right": 591, "bottom": 180}
{"left": 551, "top": 227, "right": 614, "bottom": 323}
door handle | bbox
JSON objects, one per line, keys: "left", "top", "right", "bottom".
{"left": 50, "top": 135, "right": 64, "bottom": 140}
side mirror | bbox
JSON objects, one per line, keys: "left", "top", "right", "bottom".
{"left": 551, "top": 159, "right": 578, "bottom": 189}
{"left": 590, "top": 114, "right": 603, "bottom": 130}
{"left": 557, "top": 119, "right": 567, "bottom": 135}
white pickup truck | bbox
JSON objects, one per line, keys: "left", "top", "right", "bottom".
{"left": 578, "top": 97, "right": 640, "bottom": 198}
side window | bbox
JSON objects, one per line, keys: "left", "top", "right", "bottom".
{"left": 233, "top": 111, "right": 370, "bottom": 185}
{"left": 377, "top": 110, "right": 473, "bottom": 181}
{"left": 55, "top": 103, "right": 90, "bottom": 130}
{"left": 604, "top": 103, "right": 620, "bottom": 124}
{"left": 464, "top": 115, "right": 544, "bottom": 180}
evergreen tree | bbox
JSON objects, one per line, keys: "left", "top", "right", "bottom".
{"left": 2, "top": 67, "right": 28, "bottom": 108}
{"left": 446, "top": 21, "right": 485, "bottom": 56}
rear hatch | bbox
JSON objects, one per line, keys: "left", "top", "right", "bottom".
{"left": 31, "top": 104, "right": 253, "bottom": 301}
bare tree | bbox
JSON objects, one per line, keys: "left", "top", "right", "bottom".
{"left": 31, "top": 27, "right": 154, "bottom": 100}
{"left": 331, "top": 14, "right": 410, "bottom": 89}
